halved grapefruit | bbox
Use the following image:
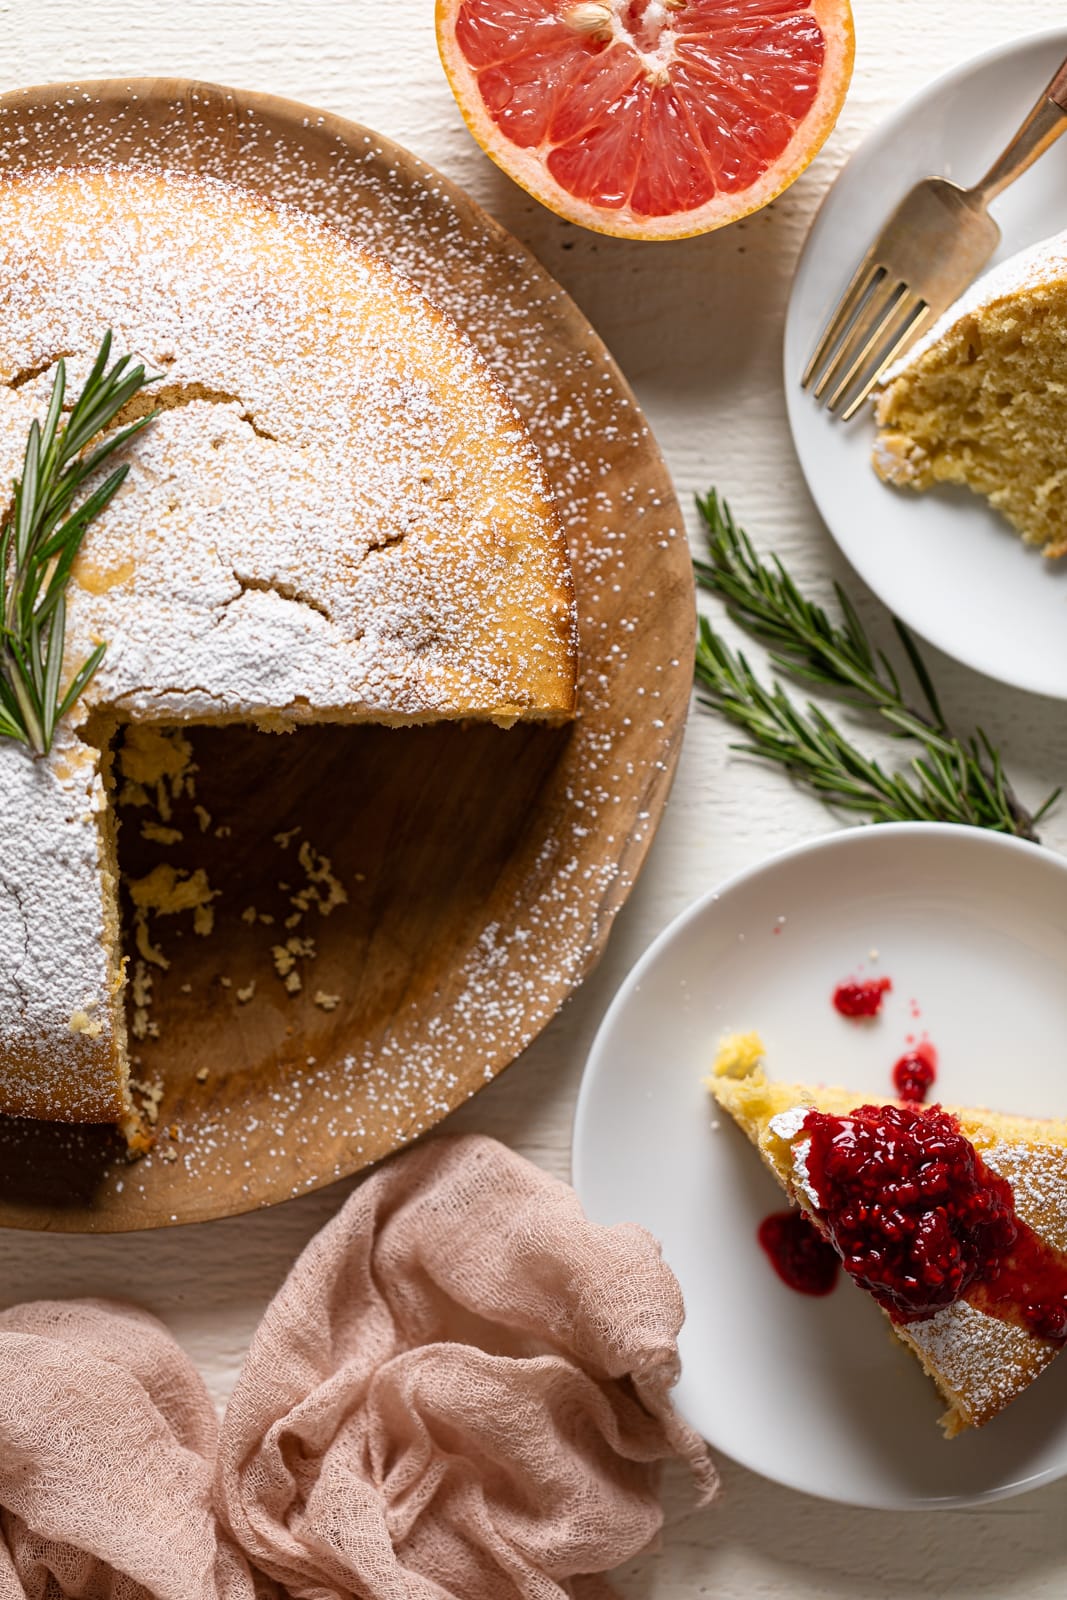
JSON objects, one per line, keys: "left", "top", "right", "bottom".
{"left": 437, "top": 0, "right": 854, "bottom": 240}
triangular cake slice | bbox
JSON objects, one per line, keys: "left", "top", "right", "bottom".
{"left": 710, "top": 1034, "right": 1067, "bottom": 1435}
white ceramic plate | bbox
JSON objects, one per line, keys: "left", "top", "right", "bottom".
{"left": 785, "top": 29, "right": 1067, "bottom": 700}
{"left": 572, "top": 824, "right": 1067, "bottom": 1508}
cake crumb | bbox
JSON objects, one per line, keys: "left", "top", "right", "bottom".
{"left": 134, "top": 908, "right": 170, "bottom": 971}
{"left": 195, "top": 1066, "right": 209, "bottom": 1083}
{"left": 313, "top": 990, "right": 341, "bottom": 1011}
{"left": 291, "top": 839, "right": 348, "bottom": 917}
{"left": 236, "top": 981, "right": 256, "bottom": 1004}
{"left": 241, "top": 906, "right": 257, "bottom": 924}
{"left": 272, "top": 935, "right": 315, "bottom": 979}
{"left": 130, "top": 866, "right": 218, "bottom": 966}
{"left": 194, "top": 805, "right": 212, "bottom": 833}
{"left": 284, "top": 970, "right": 302, "bottom": 994}
{"left": 141, "top": 821, "right": 183, "bottom": 845}
{"left": 274, "top": 827, "right": 301, "bottom": 848}
{"left": 132, "top": 962, "right": 152, "bottom": 1008}
{"left": 117, "top": 726, "right": 197, "bottom": 825}
{"left": 68, "top": 1007, "right": 103, "bottom": 1039}
{"left": 129, "top": 864, "right": 217, "bottom": 917}
{"left": 129, "top": 1076, "right": 165, "bottom": 1126}
{"left": 130, "top": 960, "right": 154, "bottom": 1039}
{"left": 712, "top": 1031, "right": 765, "bottom": 1080}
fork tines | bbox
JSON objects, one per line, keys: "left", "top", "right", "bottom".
{"left": 802, "top": 255, "right": 933, "bottom": 421}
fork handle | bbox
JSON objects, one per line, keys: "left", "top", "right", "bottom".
{"left": 968, "top": 55, "right": 1067, "bottom": 206}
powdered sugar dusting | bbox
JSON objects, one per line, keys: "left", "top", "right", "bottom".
{"left": 902, "top": 1299, "right": 1055, "bottom": 1430}
{"left": 768, "top": 1106, "right": 808, "bottom": 1143}
{"left": 0, "top": 168, "right": 575, "bottom": 727}
{"left": 985, "top": 1140, "right": 1067, "bottom": 1254}
{"left": 0, "top": 726, "right": 124, "bottom": 1119}
{"left": 767, "top": 1105, "right": 822, "bottom": 1211}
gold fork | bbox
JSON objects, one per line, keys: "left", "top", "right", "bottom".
{"left": 802, "top": 54, "right": 1067, "bottom": 421}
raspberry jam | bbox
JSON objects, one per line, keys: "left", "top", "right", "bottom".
{"left": 758, "top": 1210, "right": 840, "bottom": 1297}
{"left": 972, "top": 1225, "right": 1067, "bottom": 1342}
{"left": 892, "top": 1040, "right": 938, "bottom": 1104}
{"left": 800, "top": 1102, "right": 1067, "bottom": 1341}
{"left": 832, "top": 976, "right": 892, "bottom": 1018}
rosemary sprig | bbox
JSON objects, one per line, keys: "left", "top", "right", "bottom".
{"left": 0, "top": 332, "right": 157, "bottom": 754}
{"left": 693, "top": 491, "right": 1058, "bottom": 841}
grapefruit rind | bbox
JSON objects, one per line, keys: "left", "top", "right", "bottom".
{"left": 437, "top": 0, "right": 855, "bottom": 241}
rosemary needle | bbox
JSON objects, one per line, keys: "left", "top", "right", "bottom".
{"left": 0, "top": 331, "right": 158, "bottom": 755}
{"left": 693, "top": 491, "right": 1057, "bottom": 842}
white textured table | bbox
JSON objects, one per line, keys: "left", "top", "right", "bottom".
{"left": 4, "top": 1, "right": 1067, "bottom": 1593}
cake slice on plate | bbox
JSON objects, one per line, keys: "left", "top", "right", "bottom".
{"left": 710, "top": 1034, "right": 1067, "bottom": 1435}
{"left": 872, "top": 230, "right": 1067, "bottom": 556}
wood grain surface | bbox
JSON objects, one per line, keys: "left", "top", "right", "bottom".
{"left": 0, "top": 79, "right": 693, "bottom": 1228}
{"left": 3, "top": 2, "right": 1067, "bottom": 1596}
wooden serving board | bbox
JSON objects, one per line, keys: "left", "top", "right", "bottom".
{"left": 0, "top": 79, "right": 694, "bottom": 1230}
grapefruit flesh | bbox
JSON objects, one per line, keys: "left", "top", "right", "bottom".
{"left": 438, "top": 0, "right": 854, "bottom": 239}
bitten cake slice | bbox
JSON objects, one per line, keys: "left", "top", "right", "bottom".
{"left": 873, "top": 231, "right": 1067, "bottom": 555}
{"left": 710, "top": 1035, "right": 1067, "bottom": 1436}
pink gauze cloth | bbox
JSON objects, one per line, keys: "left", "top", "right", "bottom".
{"left": 0, "top": 1134, "right": 716, "bottom": 1600}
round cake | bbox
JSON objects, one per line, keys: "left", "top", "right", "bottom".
{"left": 0, "top": 167, "right": 577, "bottom": 1138}
{"left": 873, "top": 230, "right": 1067, "bottom": 556}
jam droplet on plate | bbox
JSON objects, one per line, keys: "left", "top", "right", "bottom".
{"left": 832, "top": 976, "right": 892, "bottom": 1018}
{"left": 758, "top": 1209, "right": 840, "bottom": 1296}
{"left": 892, "top": 1039, "right": 938, "bottom": 1103}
